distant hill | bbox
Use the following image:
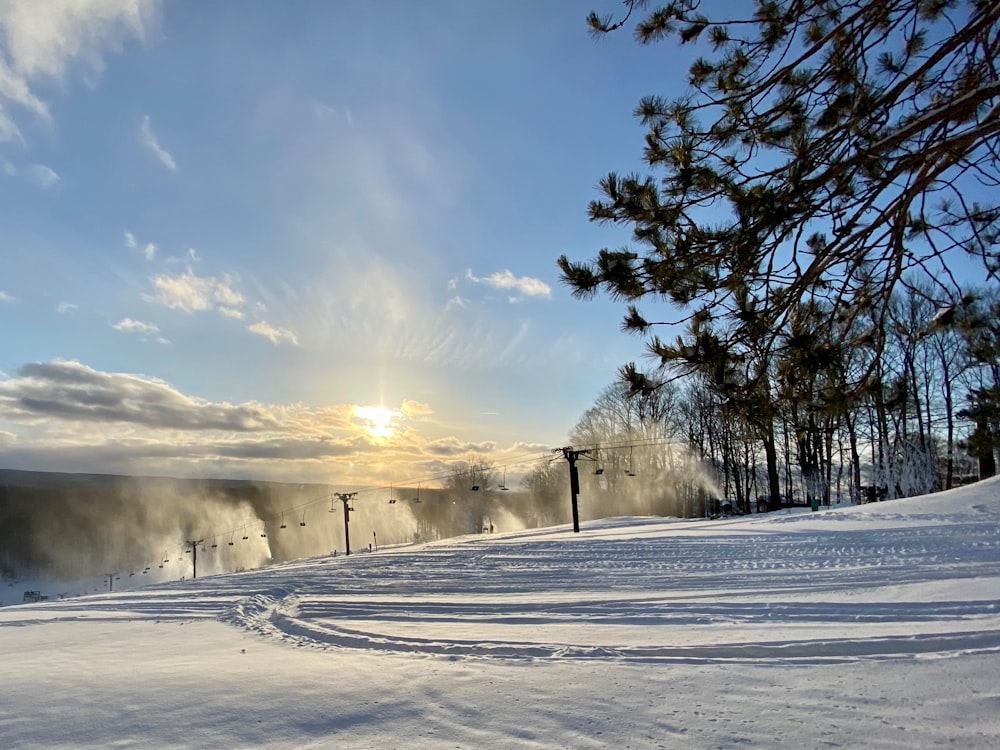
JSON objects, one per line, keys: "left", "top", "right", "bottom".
{"left": 0, "top": 467, "right": 329, "bottom": 492}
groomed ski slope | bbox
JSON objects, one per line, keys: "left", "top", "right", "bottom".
{"left": 1, "top": 478, "right": 998, "bottom": 749}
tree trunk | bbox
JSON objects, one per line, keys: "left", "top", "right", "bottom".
{"left": 762, "top": 419, "right": 781, "bottom": 510}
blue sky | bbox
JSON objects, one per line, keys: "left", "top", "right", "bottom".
{"left": 0, "top": 0, "right": 701, "bottom": 486}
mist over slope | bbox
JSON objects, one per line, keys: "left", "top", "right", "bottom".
{"left": 0, "top": 468, "right": 544, "bottom": 589}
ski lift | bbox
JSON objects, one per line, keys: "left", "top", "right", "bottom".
{"left": 299, "top": 510, "right": 307, "bottom": 527}
{"left": 625, "top": 446, "right": 637, "bottom": 477}
{"left": 592, "top": 448, "right": 604, "bottom": 475}
{"left": 471, "top": 484, "right": 480, "bottom": 491}
{"left": 412, "top": 484, "right": 422, "bottom": 503}
{"left": 228, "top": 532, "right": 235, "bottom": 546}
{"left": 499, "top": 467, "right": 509, "bottom": 491}
{"left": 280, "top": 512, "right": 287, "bottom": 530}
{"left": 242, "top": 525, "right": 249, "bottom": 541}
{"left": 211, "top": 541, "right": 218, "bottom": 548}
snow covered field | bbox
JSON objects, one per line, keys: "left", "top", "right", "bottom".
{"left": 1, "top": 479, "right": 998, "bottom": 749}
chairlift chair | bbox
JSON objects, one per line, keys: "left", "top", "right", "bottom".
{"left": 625, "top": 446, "right": 637, "bottom": 476}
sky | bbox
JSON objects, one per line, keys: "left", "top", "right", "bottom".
{"left": 0, "top": 0, "right": 707, "bottom": 486}
{"left": 1, "top": 478, "right": 998, "bottom": 748}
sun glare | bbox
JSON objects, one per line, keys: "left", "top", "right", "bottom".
{"left": 353, "top": 405, "right": 401, "bottom": 438}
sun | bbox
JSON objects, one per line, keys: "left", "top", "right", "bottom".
{"left": 353, "top": 405, "right": 401, "bottom": 439}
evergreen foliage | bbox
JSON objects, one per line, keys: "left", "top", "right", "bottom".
{"left": 560, "top": 0, "right": 1000, "bottom": 396}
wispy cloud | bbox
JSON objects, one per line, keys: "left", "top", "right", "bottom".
{"left": 401, "top": 400, "right": 434, "bottom": 417}
{"left": 23, "top": 163, "right": 59, "bottom": 188}
{"left": 313, "top": 100, "right": 353, "bottom": 126}
{"left": 163, "top": 247, "right": 201, "bottom": 264}
{"left": 0, "top": 290, "right": 15, "bottom": 303}
{"left": 17, "top": 163, "right": 60, "bottom": 188}
{"left": 247, "top": 320, "right": 299, "bottom": 346}
{"left": 0, "top": 158, "right": 61, "bottom": 188}
{"left": 138, "top": 114, "right": 177, "bottom": 171}
{"left": 124, "top": 230, "right": 156, "bottom": 260}
{"left": 112, "top": 317, "right": 169, "bottom": 344}
{"left": 56, "top": 301, "right": 77, "bottom": 313}
{"left": 144, "top": 268, "right": 300, "bottom": 346}
{"left": 461, "top": 269, "right": 551, "bottom": 299}
{"left": 0, "top": 1, "right": 157, "bottom": 146}
{"left": 144, "top": 269, "right": 244, "bottom": 314}
{"left": 218, "top": 306, "right": 245, "bottom": 320}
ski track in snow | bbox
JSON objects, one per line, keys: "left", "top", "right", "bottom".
{"left": 10, "top": 491, "right": 999, "bottom": 666}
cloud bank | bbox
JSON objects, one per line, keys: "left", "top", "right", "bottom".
{"left": 0, "top": 359, "right": 540, "bottom": 485}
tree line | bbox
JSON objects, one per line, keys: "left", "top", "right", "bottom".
{"left": 526, "top": 284, "right": 996, "bottom": 518}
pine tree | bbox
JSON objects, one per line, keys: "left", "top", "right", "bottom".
{"left": 559, "top": 0, "right": 1000, "bottom": 397}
